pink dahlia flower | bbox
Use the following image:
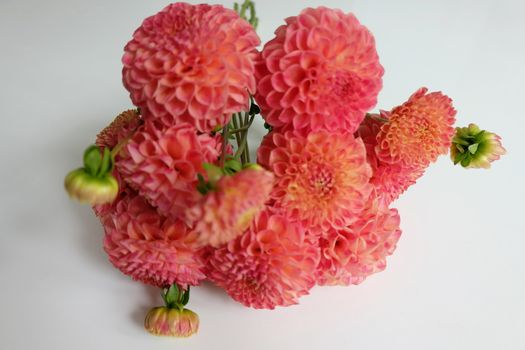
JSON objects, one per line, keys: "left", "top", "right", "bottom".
{"left": 375, "top": 87, "right": 456, "bottom": 168}
{"left": 122, "top": 3, "right": 260, "bottom": 132}
{"left": 96, "top": 109, "right": 142, "bottom": 149}
{"left": 98, "top": 188, "right": 206, "bottom": 289}
{"left": 117, "top": 120, "right": 222, "bottom": 220}
{"left": 255, "top": 7, "right": 383, "bottom": 133}
{"left": 257, "top": 129, "right": 373, "bottom": 233}
{"left": 316, "top": 195, "right": 402, "bottom": 286}
{"left": 186, "top": 167, "right": 274, "bottom": 247}
{"left": 206, "top": 209, "right": 320, "bottom": 309}
{"left": 357, "top": 115, "right": 425, "bottom": 203}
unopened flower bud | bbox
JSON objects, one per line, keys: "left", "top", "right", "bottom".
{"left": 144, "top": 307, "right": 199, "bottom": 337}
{"left": 64, "top": 168, "right": 118, "bottom": 205}
{"left": 451, "top": 123, "right": 506, "bottom": 169}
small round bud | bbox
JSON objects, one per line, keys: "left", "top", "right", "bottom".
{"left": 64, "top": 168, "right": 118, "bottom": 205}
{"left": 144, "top": 307, "right": 199, "bottom": 337}
{"left": 451, "top": 123, "right": 506, "bottom": 169}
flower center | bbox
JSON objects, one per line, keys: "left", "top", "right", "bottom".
{"left": 307, "top": 165, "right": 334, "bottom": 197}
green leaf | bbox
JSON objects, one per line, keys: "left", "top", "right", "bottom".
{"left": 83, "top": 145, "right": 102, "bottom": 176}
{"left": 468, "top": 143, "right": 479, "bottom": 154}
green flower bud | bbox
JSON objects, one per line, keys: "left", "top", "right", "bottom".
{"left": 144, "top": 284, "right": 199, "bottom": 337}
{"left": 451, "top": 123, "right": 506, "bottom": 169}
{"left": 64, "top": 168, "right": 118, "bottom": 205}
{"left": 144, "top": 307, "right": 199, "bottom": 337}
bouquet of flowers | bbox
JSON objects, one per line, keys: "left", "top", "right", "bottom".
{"left": 64, "top": 0, "right": 505, "bottom": 338}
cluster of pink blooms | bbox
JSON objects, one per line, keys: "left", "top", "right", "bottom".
{"left": 92, "top": 3, "right": 465, "bottom": 311}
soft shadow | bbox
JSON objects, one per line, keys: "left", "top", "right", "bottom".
{"left": 130, "top": 284, "right": 162, "bottom": 329}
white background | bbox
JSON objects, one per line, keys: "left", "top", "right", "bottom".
{"left": 1, "top": 0, "right": 524, "bottom": 349}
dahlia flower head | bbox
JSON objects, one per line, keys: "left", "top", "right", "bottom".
{"left": 122, "top": 3, "right": 260, "bottom": 132}
{"left": 96, "top": 109, "right": 142, "bottom": 149}
{"left": 96, "top": 188, "right": 206, "bottom": 289}
{"left": 116, "top": 120, "right": 223, "bottom": 221}
{"left": 357, "top": 87, "right": 456, "bottom": 203}
{"left": 186, "top": 166, "right": 275, "bottom": 247}
{"left": 258, "top": 128, "right": 373, "bottom": 234}
{"left": 206, "top": 208, "right": 320, "bottom": 309}
{"left": 255, "top": 6, "right": 383, "bottom": 132}
{"left": 375, "top": 87, "right": 456, "bottom": 169}
{"left": 316, "top": 193, "right": 402, "bottom": 286}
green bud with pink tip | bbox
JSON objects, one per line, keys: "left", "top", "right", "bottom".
{"left": 451, "top": 123, "right": 506, "bottom": 169}
{"left": 144, "top": 284, "right": 199, "bottom": 337}
{"left": 64, "top": 145, "right": 119, "bottom": 204}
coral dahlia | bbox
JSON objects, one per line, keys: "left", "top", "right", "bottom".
{"left": 186, "top": 166, "right": 274, "bottom": 247}
{"left": 357, "top": 115, "right": 425, "bottom": 203}
{"left": 316, "top": 195, "right": 402, "bottom": 286}
{"left": 122, "top": 3, "right": 260, "bottom": 132}
{"left": 375, "top": 87, "right": 456, "bottom": 168}
{"left": 97, "top": 188, "right": 206, "bottom": 288}
{"left": 258, "top": 129, "right": 373, "bottom": 233}
{"left": 116, "top": 120, "right": 222, "bottom": 220}
{"left": 206, "top": 209, "right": 320, "bottom": 309}
{"left": 96, "top": 109, "right": 142, "bottom": 149}
{"left": 255, "top": 6, "right": 383, "bottom": 132}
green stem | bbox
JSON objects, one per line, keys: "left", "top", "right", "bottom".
{"left": 220, "top": 122, "right": 230, "bottom": 168}
{"left": 366, "top": 113, "right": 389, "bottom": 124}
{"left": 235, "top": 132, "right": 248, "bottom": 160}
{"left": 229, "top": 126, "right": 251, "bottom": 133}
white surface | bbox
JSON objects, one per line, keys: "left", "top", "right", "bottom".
{"left": 1, "top": 0, "right": 524, "bottom": 349}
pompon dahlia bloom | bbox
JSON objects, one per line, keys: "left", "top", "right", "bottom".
{"left": 375, "top": 87, "right": 456, "bottom": 168}
{"left": 206, "top": 209, "right": 320, "bottom": 309}
{"left": 186, "top": 167, "right": 274, "bottom": 247}
{"left": 96, "top": 109, "right": 142, "bottom": 148}
{"left": 117, "top": 120, "right": 222, "bottom": 220}
{"left": 96, "top": 188, "right": 206, "bottom": 288}
{"left": 316, "top": 195, "right": 402, "bottom": 286}
{"left": 122, "top": 3, "right": 260, "bottom": 132}
{"left": 255, "top": 6, "right": 383, "bottom": 132}
{"left": 258, "top": 129, "right": 372, "bottom": 233}
{"left": 357, "top": 116, "right": 425, "bottom": 203}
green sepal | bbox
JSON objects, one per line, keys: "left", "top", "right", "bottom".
{"left": 196, "top": 173, "right": 213, "bottom": 195}
{"left": 455, "top": 144, "right": 465, "bottom": 154}
{"left": 203, "top": 163, "right": 223, "bottom": 183}
{"left": 460, "top": 155, "right": 472, "bottom": 167}
{"left": 453, "top": 152, "right": 465, "bottom": 165}
{"left": 180, "top": 287, "right": 190, "bottom": 306}
{"left": 468, "top": 143, "right": 479, "bottom": 154}
{"left": 211, "top": 124, "right": 223, "bottom": 136}
{"left": 163, "top": 284, "right": 180, "bottom": 308}
{"left": 83, "top": 145, "right": 102, "bottom": 176}
{"left": 224, "top": 158, "right": 242, "bottom": 174}
{"left": 98, "top": 147, "right": 113, "bottom": 176}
